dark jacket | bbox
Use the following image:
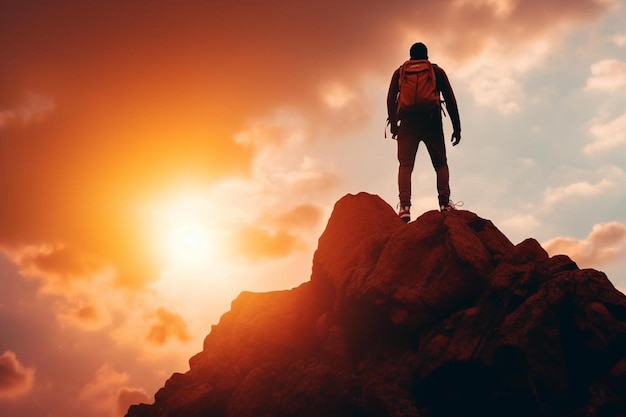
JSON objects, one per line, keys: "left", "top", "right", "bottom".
{"left": 387, "top": 62, "right": 461, "bottom": 133}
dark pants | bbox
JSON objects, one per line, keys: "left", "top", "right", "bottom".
{"left": 397, "top": 114, "right": 450, "bottom": 207}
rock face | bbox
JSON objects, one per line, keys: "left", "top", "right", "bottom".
{"left": 127, "top": 193, "right": 626, "bottom": 417}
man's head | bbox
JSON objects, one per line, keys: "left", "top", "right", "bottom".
{"left": 410, "top": 42, "right": 428, "bottom": 60}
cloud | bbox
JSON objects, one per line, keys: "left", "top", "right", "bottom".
{"left": 270, "top": 204, "right": 325, "bottom": 230}
{"left": 321, "top": 82, "right": 357, "bottom": 110}
{"left": 232, "top": 110, "right": 340, "bottom": 198}
{"left": 5, "top": 243, "right": 102, "bottom": 283}
{"left": 80, "top": 365, "right": 128, "bottom": 401}
{"left": 0, "top": 351, "right": 35, "bottom": 399}
{"left": 541, "top": 178, "right": 617, "bottom": 210}
{"left": 146, "top": 308, "right": 191, "bottom": 346}
{"left": 0, "top": 94, "right": 55, "bottom": 129}
{"left": 281, "top": 162, "right": 340, "bottom": 191}
{"left": 425, "top": 0, "right": 613, "bottom": 113}
{"left": 227, "top": 109, "right": 341, "bottom": 219}
{"left": 56, "top": 296, "right": 112, "bottom": 331}
{"left": 543, "top": 222, "right": 626, "bottom": 268}
{"left": 585, "top": 113, "right": 626, "bottom": 154}
{"left": 585, "top": 59, "right": 626, "bottom": 91}
{"left": 407, "top": 0, "right": 611, "bottom": 65}
{"left": 234, "top": 109, "right": 309, "bottom": 148}
{"left": 499, "top": 213, "right": 541, "bottom": 240}
{"left": 613, "top": 33, "right": 626, "bottom": 46}
{"left": 0, "top": 244, "right": 118, "bottom": 330}
{"left": 117, "top": 387, "right": 151, "bottom": 415}
{"left": 463, "top": 62, "right": 524, "bottom": 114}
{"left": 80, "top": 365, "right": 151, "bottom": 417}
{"left": 230, "top": 226, "right": 302, "bottom": 260}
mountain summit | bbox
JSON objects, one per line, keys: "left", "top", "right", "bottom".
{"left": 127, "top": 192, "right": 626, "bottom": 417}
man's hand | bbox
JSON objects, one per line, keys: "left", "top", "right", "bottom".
{"left": 390, "top": 120, "right": 399, "bottom": 139}
{"left": 451, "top": 131, "right": 461, "bottom": 146}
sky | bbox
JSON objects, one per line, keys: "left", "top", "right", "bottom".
{"left": 1, "top": 0, "right": 625, "bottom": 416}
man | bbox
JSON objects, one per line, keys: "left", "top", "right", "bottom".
{"left": 387, "top": 42, "right": 461, "bottom": 222}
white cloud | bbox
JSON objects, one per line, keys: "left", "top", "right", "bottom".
{"left": 585, "top": 112, "right": 626, "bottom": 154}
{"left": 455, "top": 39, "right": 552, "bottom": 114}
{"left": 499, "top": 213, "right": 541, "bottom": 237}
{"left": 543, "top": 221, "right": 626, "bottom": 268}
{"left": 612, "top": 33, "right": 626, "bottom": 46}
{"left": 541, "top": 178, "right": 617, "bottom": 209}
{"left": 517, "top": 158, "right": 536, "bottom": 169}
{"left": 468, "top": 71, "right": 523, "bottom": 114}
{"left": 457, "top": 52, "right": 523, "bottom": 114}
{"left": 585, "top": 59, "right": 626, "bottom": 91}
{"left": 500, "top": 214, "right": 540, "bottom": 232}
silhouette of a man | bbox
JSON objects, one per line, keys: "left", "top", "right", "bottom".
{"left": 387, "top": 42, "right": 461, "bottom": 222}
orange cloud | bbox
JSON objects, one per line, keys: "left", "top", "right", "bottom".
{"left": 230, "top": 226, "right": 302, "bottom": 260}
{"left": 543, "top": 222, "right": 626, "bottom": 268}
{"left": 6, "top": 243, "right": 101, "bottom": 283}
{"left": 56, "top": 296, "right": 112, "bottom": 331}
{"left": 0, "top": 351, "right": 35, "bottom": 399}
{"left": 0, "top": 94, "right": 55, "bottom": 129}
{"left": 270, "top": 204, "right": 324, "bottom": 230}
{"left": 117, "top": 387, "right": 152, "bottom": 415}
{"left": 79, "top": 365, "right": 128, "bottom": 400}
{"left": 79, "top": 365, "right": 151, "bottom": 417}
{"left": 0, "top": 244, "right": 118, "bottom": 331}
{"left": 146, "top": 308, "right": 191, "bottom": 346}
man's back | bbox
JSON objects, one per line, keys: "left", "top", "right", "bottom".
{"left": 387, "top": 61, "right": 460, "bottom": 134}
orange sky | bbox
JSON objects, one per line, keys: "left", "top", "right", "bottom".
{"left": 0, "top": 0, "right": 614, "bottom": 286}
{"left": 1, "top": 1, "right": 625, "bottom": 416}
{"left": 0, "top": 0, "right": 408, "bottom": 288}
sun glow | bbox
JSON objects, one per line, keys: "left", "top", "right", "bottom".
{"left": 137, "top": 185, "right": 247, "bottom": 325}
{"left": 144, "top": 188, "right": 222, "bottom": 271}
{"left": 164, "top": 219, "right": 215, "bottom": 268}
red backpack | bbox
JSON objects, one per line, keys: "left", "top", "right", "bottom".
{"left": 396, "top": 59, "right": 440, "bottom": 117}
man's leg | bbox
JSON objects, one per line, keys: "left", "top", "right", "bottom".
{"left": 423, "top": 121, "right": 451, "bottom": 207}
{"left": 397, "top": 122, "right": 419, "bottom": 208}
{"left": 435, "top": 165, "right": 450, "bottom": 207}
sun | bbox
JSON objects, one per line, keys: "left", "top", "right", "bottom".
{"left": 164, "top": 219, "right": 215, "bottom": 268}
{"left": 138, "top": 185, "right": 245, "bottom": 322}
{"left": 144, "top": 189, "right": 221, "bottom": 271}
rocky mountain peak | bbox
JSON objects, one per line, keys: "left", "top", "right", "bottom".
{"left": 127, "top": 192, "right": 626, "bottom": 417}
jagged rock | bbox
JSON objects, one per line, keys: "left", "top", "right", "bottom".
{"left": 127, "top": 192, "right": 626, "bottom": 417}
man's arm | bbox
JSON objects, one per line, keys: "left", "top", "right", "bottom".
{"left": 387, "top": 69, "right": 400, "bottom": 131}
{"left": 434, "top": 65, "right": 461, "bottom": 145}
